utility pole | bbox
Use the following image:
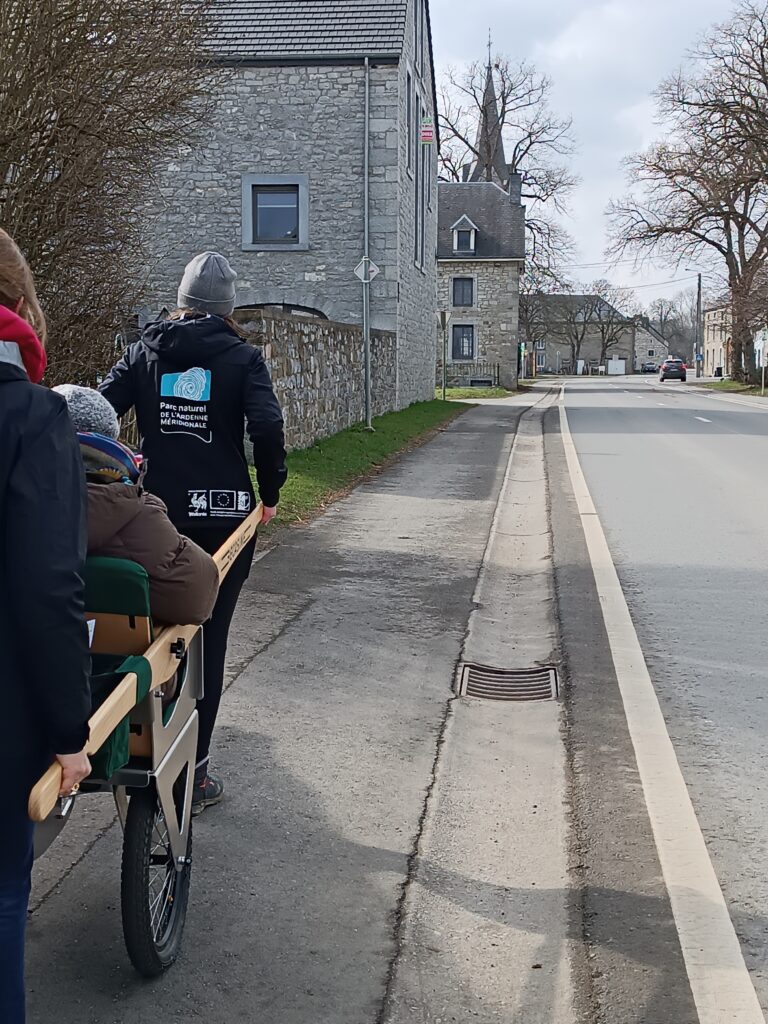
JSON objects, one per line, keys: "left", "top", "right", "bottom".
{"left": 696, "top": 272, "right": 703, "bottom": 378}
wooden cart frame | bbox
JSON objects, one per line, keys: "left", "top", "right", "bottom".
{"left": 29, "top": 506, "right": 262, "bottom": 976}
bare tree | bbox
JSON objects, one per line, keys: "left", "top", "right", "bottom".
{"left": 0, "top": 0, "right": 216, "bottom": 385}
{"left": 590, "top": 279, "right": 638, "bottom": 363}
{"left": 608, "top": 1, "right": 768, "bottom": 382}
{"left": 542, "top": 292, "right": 603, "bottom": 372}
{"left": 519, "top": 267, "right": 553, "bottom": 352}
{"left": 439, "top": 55, "right": 577, "bottom": 277}
{"left": 647, "top": 297, "right": 678, "bottom": 340}
{"left": 645, "top": 290, "right": 699, "bottom": 360}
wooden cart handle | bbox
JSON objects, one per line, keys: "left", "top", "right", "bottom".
{"left": 214, "top": 504, "right": 263, "bottom": 577}
{"left": 29, "top": 502, "right": 265, "bottom": 823}
{"left": 28, "top": 672, "right": 139, "bottom": 822}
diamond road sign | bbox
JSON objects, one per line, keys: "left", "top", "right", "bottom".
{"left": 354, "top": 258, "right": 380, "bottom": 283}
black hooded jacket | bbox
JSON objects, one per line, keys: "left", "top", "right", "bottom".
{"left": 0, "top": 362, "right": 91, "bottom": 776}
{"left": 100, "top": 315, "right": 287, "bottom": 531}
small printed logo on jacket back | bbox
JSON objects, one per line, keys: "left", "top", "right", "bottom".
{"left": 160, "top": 368, "right": 212, "bottom": 442}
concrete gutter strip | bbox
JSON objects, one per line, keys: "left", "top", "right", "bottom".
{"left": 384, "top": 393, "right": 575, "bottom": 1024}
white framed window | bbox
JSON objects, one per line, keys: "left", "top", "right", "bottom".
{"left": 419, "top": 0, "right": 426, "bottom": 74}
{"left": 536, "top": 339, "right": 546, "bottom": 350}
{"left": 414, "top": 0, "right": 425, "bottom": 75}
{"left": 452, "top": 277, "right": 474, "bottom": 307}
{"left": 414, "top": 98, "right": 422, "bottom": 264}
{"left": 420, "top": 132, "right": 427, "bottom": 267}
{"left": 452, "top": 324, "right": 476, "bottom": 361}
{"left": 451, "top": 220, "right": 477, "bottom": 253}
{"left": 241, "top": 173, "right": 309, "bottom": 251}
{"left": 536, "top": 351, "right": 546, "bottom": 369}
{"left": 406, "top": 72, "right": 413, "bottom": 174}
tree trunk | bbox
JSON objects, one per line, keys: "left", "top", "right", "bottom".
{"left": 731, "top": 313, "right": 752, "bottom": 383}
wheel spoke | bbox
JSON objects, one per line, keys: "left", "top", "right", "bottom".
{"left": 147, "top": 807, "right": 177, "bottom": 943}
{"left": 149, "top": 867, "right": 175, "bottom": 940}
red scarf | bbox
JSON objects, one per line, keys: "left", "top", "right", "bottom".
{"left": 0, "top": 305, "right": 46, "bottom": 383}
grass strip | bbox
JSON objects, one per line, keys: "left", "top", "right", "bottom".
{"left": 695, "top": 380, "right": 768, "bottom": 396}
{"left": 257, "top": 399, "right": 468, "bottom": 525}
{"left": 434, "top": 386, "right": 512, "bottom": 399}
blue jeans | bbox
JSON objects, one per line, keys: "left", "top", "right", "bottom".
{"left": 0, "top": 777, "right": 34, "bottom": 1024}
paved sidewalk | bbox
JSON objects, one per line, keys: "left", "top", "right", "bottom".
{"left": 27, "top": 399, "right": 537, "bottom": 1024}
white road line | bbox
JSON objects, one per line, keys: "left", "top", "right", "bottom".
{"left": 695, "top": 416, "right": 712, "bottom": 423}
{"left": 559, "top": 403, "right": 765, "bottom": 1024}
{"left": 657, "top": 402, "right": 666, "bottom": 406}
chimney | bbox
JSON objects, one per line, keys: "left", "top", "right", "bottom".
{"left": 508, "top": 171, "right": 522, "bottom": 204}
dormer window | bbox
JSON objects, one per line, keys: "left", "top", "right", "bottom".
{"left": 451, "top": 215, "right": 478, "bottom": 255}
{"left": 456, "top": 230, "right": 474, "bottom": 251}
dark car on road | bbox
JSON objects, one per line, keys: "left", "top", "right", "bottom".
{"left": 659, "top": 358, "right": 687, "bottom": 382}
{"left": 641, "top": 361, "right": 658, "bottom": 373}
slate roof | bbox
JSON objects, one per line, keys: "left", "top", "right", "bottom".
{"left": 537, "top": 294, "right": 630, "bottom": 322}
{"left": 437, "top": 182, "right": 525, "bottom": 260}
{"left": 210, "top": 0, "right": 408, "bottom": 61}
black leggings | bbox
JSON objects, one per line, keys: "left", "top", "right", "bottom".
{"left": 184, "top": 527, "right": 257, "bottom": 770}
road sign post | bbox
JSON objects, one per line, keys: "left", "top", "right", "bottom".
{"left": 438, "top": 311, "right": 449, "bottom": 401}
{"left": 354, "top": 258, "right": 380, "bottom": 430}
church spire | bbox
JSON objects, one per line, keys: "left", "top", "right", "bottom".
{"left": 469, "top": 51, "right": 510, "bottom": 188}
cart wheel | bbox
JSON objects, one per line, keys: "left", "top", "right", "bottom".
{"left": 121, "top": 786, "right": 192, "bottom": 977}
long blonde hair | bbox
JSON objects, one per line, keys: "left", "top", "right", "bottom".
{"left": 0, "top": 229, "right": 47, "bottom": 345}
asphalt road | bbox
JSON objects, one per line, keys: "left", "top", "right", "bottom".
{"left": 558, "top": 377, "right": 768, "bottom": 1016}
{"left": 25, "top": 379, "right": 768, "bottom": 1023}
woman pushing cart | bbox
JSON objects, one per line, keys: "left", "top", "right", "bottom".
{"left": 100, "top": 251, "right": 287, "bottom": 812}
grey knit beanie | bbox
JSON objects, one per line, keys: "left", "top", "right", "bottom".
{"left": 177, "top": 251, "right": 237, "bottom": 317}
{"left": 53, "top": 385, "right": 120, "bottom": 440}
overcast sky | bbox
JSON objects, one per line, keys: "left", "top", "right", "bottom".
{"left": 430, "top": 0, "right": 734, "bottom": 300}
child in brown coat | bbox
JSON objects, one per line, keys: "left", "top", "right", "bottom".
{"left": 54, "top": 385, "right": 219, "bottom": 625}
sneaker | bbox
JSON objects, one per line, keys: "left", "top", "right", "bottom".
{"left": 191, "top": 771, "right": 224, "bottom": 816}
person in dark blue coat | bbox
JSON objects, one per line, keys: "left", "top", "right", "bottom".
{"left": 0, "top": 229, "right": 92, "bottom": 1024}
{"left": 100, "top": 252, "right": 287, "bottom": 813}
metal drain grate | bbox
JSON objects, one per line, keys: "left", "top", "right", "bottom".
{"left": 456, "top": 663, "right": 559, "bottom": 701}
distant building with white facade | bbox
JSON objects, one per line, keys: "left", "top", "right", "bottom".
{"left": 703, "top": 305, "right": 731, "bottom": 376}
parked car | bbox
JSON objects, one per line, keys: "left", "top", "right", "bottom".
{"left": 659, "top": 358, "right": 687, "bottom": 382}
{"left": 641, "top": 361, "right": 658, "bottom": 374}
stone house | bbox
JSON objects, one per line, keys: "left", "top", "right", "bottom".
{"left": 436, "top": 63, "right": 526, "bottom": 389}
{"left": 633, "top": 322, "right": 669, "bottom": 371}
{"left": 534, "top": 294, "right": 636, "bottom": 374}
{"left": 140, "top": 0, "right": 439, "bottom": 409}
{"left": 703, "top": 305, "right": 731, "bottom": 376}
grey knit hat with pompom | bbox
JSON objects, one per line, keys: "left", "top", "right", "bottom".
{"left": 53, "top": 385, "right": 120, "bottom": 440}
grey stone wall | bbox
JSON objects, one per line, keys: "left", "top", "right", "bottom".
{"left": 236, "top": 310, "right": 397, "bottom": 451}
{"left": 634, "top": 326, "right": 668, "bottom": 371}
{"left": 140, "top": 63, "right": 395, "bottom": 331}
{"left": 140, "top": 32, "right": 437, "bottom": 410}
{"left": 437, "top": 260, "right": 521, "bottom": 388}
{"left": 395, "top": 0, "right": 439, "bottom": 407}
